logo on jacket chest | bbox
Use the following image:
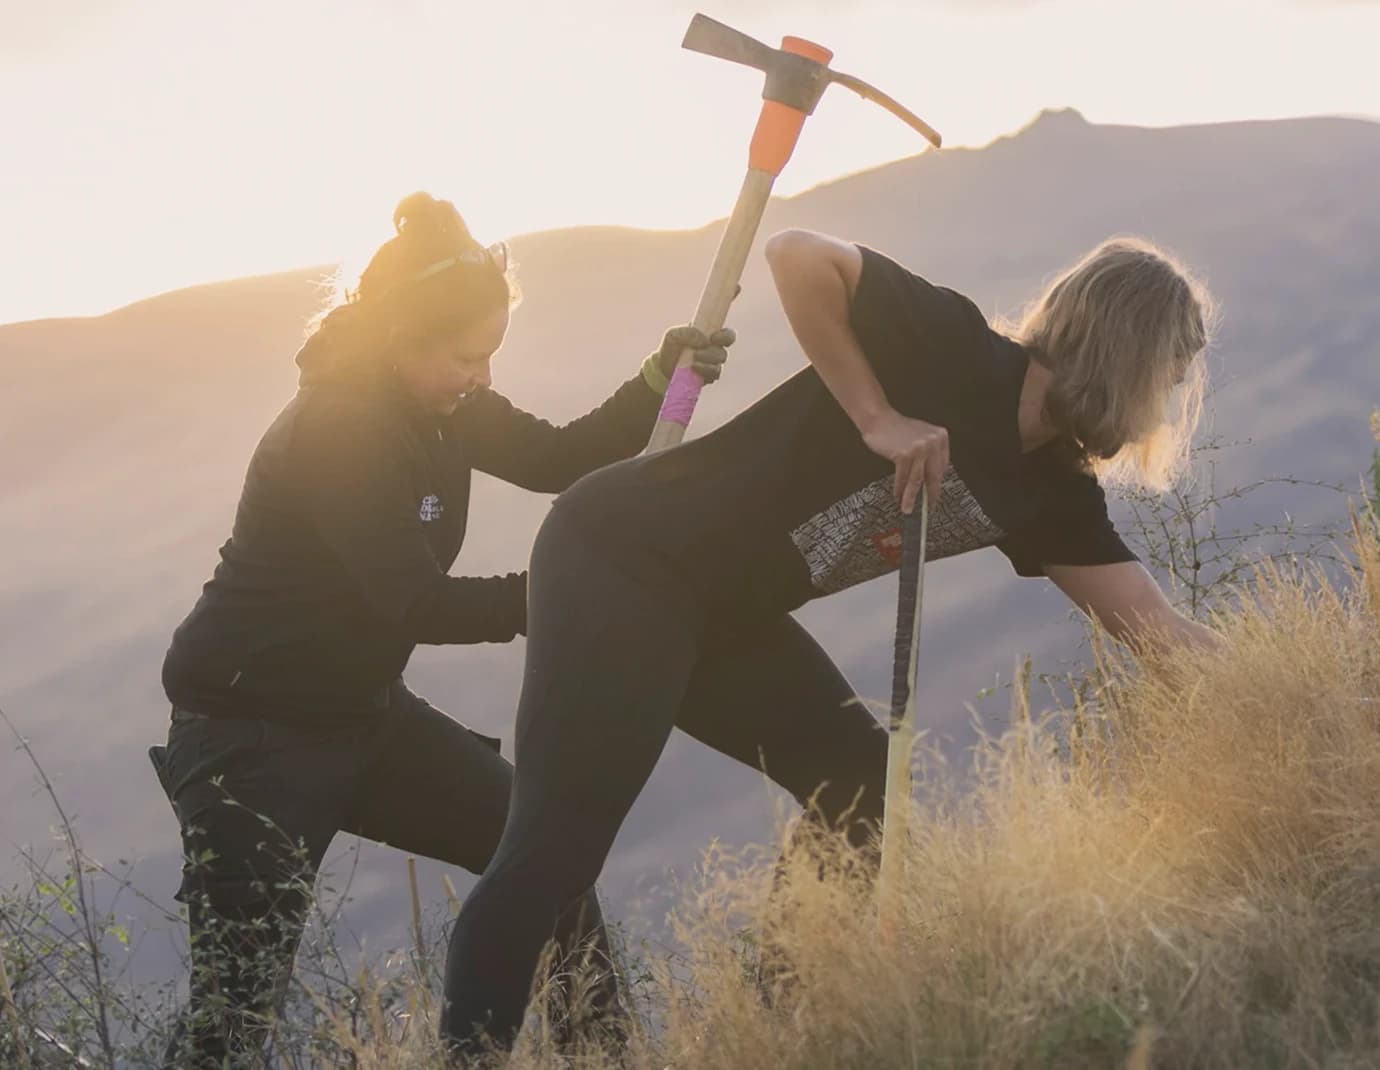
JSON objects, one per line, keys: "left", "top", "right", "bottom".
{"left": 419, "top": 494, "right": 444, "bottom": 523}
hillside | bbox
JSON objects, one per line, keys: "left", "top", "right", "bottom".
{"left": 2, "top": 108, "right": 1377, "bottom": 967}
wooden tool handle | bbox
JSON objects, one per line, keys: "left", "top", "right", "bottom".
{"left": 879, "top": 490, "right": 929, "bottom": 934}
{"left": 889, "top": 503, "right": 928, "bottom": 728}
{"left": 645, "top": 36, "right": 832, "bottom": 454}
{"left": 645, "top": 168, "right": 777, "bottom": 452}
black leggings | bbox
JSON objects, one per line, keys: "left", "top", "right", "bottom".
{"left": 152, "top": 684, "right": 615, "bottom": 1068}
{"left": 441, "top": 507, "right": 888, "bottom": 1051}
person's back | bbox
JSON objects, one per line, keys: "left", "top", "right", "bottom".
{"left": 554, "top": 243, "right": 1138, "bottom": 626}
{"left": 441, "top": 228, "right": 1222, "bottom": 1056}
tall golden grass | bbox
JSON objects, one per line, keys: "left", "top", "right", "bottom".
{"left": 342, "top": 520, "right": 1380, "bottom": 1069}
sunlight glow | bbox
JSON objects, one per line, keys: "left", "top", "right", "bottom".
{"left": 3, "top": 0, "right": 1378, "bottom": 325}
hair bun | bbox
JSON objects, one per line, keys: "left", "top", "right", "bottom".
{"left": 392, "top": 191, "right": 473, "bottom": 244}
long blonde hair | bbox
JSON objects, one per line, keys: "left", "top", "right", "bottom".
{"left": 1012, "top": 237, "right": 1216, "bottom": 492}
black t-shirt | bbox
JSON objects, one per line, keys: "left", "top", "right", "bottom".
{"left": 558, "top": 245, "right": 1136, "bottom": 619}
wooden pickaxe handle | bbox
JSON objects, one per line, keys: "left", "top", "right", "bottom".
{"left": 644, "top": 35, "right": 832, "bottom": 454}
{"left": 879, "top": 490, "right": 928, "bottom": 937}
{"left": 646, "top": 16, "right": 941, "bottom": 452}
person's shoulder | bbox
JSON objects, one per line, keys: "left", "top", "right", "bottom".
{"left": 852, "top": 244, "right": 986, "bottom": 328}
{"left": 1004, "top": 440, "right": 1137, "bottom": 575}
{"left": 286, "top": 383, "right": 408, "bottom": 460}
{"left": 948, "top": 327, "right": 1030, "bottom": 429}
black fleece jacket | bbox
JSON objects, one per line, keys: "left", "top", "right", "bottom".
{"left": 161, "top": 331, "right": 662, "bottom": 722}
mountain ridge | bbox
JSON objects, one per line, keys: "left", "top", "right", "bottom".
{"left": 10, "top": 107, "right": 1377, "bottom": 332}
{"left": 3, "top": 108, "right": 1375, "bottom": 979}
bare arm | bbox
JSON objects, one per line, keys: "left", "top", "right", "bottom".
{"left": 764, "top": 228, "right": 948, "bottom": 513}
{"left": 1045, "top": 560, "right": 1222, "bottom": 653}
{"left": 764, "top": 230, "right": 883, "bottom": 429}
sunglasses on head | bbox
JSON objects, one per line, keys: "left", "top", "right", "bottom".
{"left": 411, "top": 241, "right": 510, "bottom": 285}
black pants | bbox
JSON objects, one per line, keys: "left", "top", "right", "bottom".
{"left": 152, "top": 682, "right": 614, "bottom": 1068}
{"left": 441, "top": 507, "right": 889, "bottom": 1053}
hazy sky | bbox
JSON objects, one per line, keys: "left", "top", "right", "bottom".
{"left": 3, "top": 0, "right": 1378, "bottom": 325}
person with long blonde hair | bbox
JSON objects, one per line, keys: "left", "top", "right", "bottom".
{"left": 440, "top": 229, "right": 1220, "bottom": 1054}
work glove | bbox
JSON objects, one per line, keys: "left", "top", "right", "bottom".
{"left": 641, "top": 284, "right": 742, "bottom": 393}
{"left": 640, "top": 325, "right": 736, "bottom": 393}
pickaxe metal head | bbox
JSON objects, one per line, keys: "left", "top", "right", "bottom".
{"left": 682, "top": 12, "right": 942, "bottom": 176}
{"left": 643, "top": 14, "right": 945, "bottom": 452}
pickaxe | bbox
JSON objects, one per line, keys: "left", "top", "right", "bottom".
{"left": 643, "top": 12, "right": 940, "bottom": 935}
{"left": 644, "top": 12, "right": 942, "bottom": 452}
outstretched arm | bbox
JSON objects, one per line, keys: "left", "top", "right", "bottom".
{"left": 451, "top": 376, "right": 660, "bottom": 494}
{"left": 454, "top": 326, "right": 733, "bottom": 494}
{"left": 1045, "top": 560, "right": 1222, "bottom": 653}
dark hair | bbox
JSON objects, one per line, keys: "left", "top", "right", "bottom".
{"left": 310, "top": 192, "right": 517, "bottom": 350}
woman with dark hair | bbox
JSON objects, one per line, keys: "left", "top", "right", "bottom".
{"left": 150, "top": 191, "right": 734, "bottom": 1067}
{"left": 441, "top": 229, "right": 1222, "bottom": 1054}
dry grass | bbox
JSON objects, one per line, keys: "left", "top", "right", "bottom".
{"left": 6, "top": 522, "right": 1378, "bottom": 1069}
{"left": 325, "top": 519, "right": 1380, "bottom": 1069}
